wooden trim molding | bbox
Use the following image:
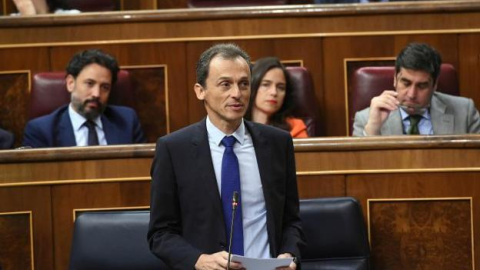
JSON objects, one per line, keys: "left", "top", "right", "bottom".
{"left": 120, "top": 64, "right": 170, "bottom": 134}
{"left": 4, "top": 28, "right": 480, "bottom": 50}
{"left": 1, "top": 1, "right": 480, "bottom": 27}
{"left": 0, "top": 70, "right": 31, "bottom": 93}
{"left": 3, "top": 135, "right": 480, "bottom": 163}
{"left": 0, "top": 211, "right": 35, "bottom": 270}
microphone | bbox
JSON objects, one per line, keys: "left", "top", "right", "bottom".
{"left": 227, "top": 191, "right": 239, "bottom": 270}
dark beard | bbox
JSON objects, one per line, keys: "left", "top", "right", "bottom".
{"left": 73, "top": 98, "right": 105, "bottom": 120}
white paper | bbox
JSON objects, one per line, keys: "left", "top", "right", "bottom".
{"left": 231, "top": 255, "right": 293, "bottom": 269}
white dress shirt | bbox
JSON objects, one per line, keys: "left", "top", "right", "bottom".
{"left": 68, "top": 104, "right": 107, "bottom": 146}
{"left": 206, "top": 116, "right": 270, "bottom": 258}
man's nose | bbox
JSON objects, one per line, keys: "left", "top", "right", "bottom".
{"left": 231, "top": 84, "right": 241, "bottom": 98}
{"left": 91, "top": 85, "right": 100, "bottom": 97}
{"left": 406, "top": 86, "right": 417, "bottom": 98}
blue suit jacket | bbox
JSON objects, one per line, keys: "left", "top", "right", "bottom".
{"left": 22, "top": 105, "right": 146, "bottom": 147}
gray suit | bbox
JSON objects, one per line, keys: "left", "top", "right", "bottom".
{"left": 353, "top": 92, "right": 480, "bottom": 136}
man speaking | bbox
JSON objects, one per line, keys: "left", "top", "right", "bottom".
{"left": 148, "top": 43, "right": 304, "bottom": 270}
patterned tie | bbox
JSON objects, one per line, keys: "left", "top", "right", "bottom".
{"left": 220, "top": 136, "right": 244, "bottom": 256}
{"left": 408, "top": 115, "right": 422, "bottom": 135}
{"left": 84, "top": 120, "right": 99, "bottom": 146}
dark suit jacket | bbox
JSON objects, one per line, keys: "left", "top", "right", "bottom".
{"left": 0, "top": 128, "right": 14, "bottom": 149}
{"left": 148, "top": 118, "right": 304, "bottom": 270}
{"left": 22, "top": 104, "right": 146, "bottom": 147}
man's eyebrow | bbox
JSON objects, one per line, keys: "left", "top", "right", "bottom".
{"left": 216, "top": 76, "right": 233, "bottom": 81}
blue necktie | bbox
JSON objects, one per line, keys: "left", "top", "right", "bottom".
{"left": 221, "top": 136, "right": 244, "bottom": 256}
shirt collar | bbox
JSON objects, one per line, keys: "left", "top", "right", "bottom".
{"left": 68, "top": 104, "right": 103, "bottom": 131}
{"left": 206, "top": 116, "right": 245, "bottom": 146}
{"left": 399, "top": 107, "right": 431, "bottom": 121}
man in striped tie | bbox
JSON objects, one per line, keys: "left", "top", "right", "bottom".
{"left": 148, "top": 43, "right": 305, "bottom": 270}
{"left": 353, "top": 42, "right": 480, "bottom": 136}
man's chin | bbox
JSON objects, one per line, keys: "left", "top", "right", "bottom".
{"left": 83, "top": 108, "right": 102, "bottom": 120}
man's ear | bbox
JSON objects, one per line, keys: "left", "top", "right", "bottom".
{"left": 194, "top": 83, "right": 205, "bottom": 101}
{"left": 432, "top": 79, "right": 438, "bottom": 92}
{"left": 66, "top": 75, "right": 75, "bottom": 93}
{"left": 393, "top": 73, "right": 397, "bottom": 89}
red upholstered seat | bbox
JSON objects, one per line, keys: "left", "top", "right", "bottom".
{"left": 29, "top": 70, "right": 134, "bottom": 120}
{"left": 188, "top": 0, "right": 286, "bottom": 7}
{"left": 286, "top": 66, "right": 321, "bottom": 137}
{"left": 348, "top": 63, "right": 459, "bottom": 135}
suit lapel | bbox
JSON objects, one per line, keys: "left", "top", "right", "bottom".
{"left": 431, "top": 93, "right": 454, "bottom": 134}
{"left": 102, "top": 115, "right": 118, "bottom": 144}
{"left": 192, "top": 119, "right": 224, "bottom": 219}
{"left": 382, "top": 110, "right": 404, "bottom": 135}
{"left": 56, "top": 108, "right": 76, "bottom": 146}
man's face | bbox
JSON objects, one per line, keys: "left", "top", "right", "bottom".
{"left": 194, "top": 56, "right": 251, "bottom": 130}
{"left": 67, "top": 63, "right": 112, "bottom": 120}
{"left": 394, "top": 67, "right": 436, "bottom": 115}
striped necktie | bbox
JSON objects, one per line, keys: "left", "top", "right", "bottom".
{"left": 408, "top": 115, "right": 422, "bottom": 135}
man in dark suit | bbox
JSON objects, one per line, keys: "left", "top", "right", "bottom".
{"left": 0, "top": 128, "right": 14, "bottom": 149}
{"left": 148, "top": 43, "right": 304, "bottom": 270}
{"left": 22, "top": 49, "right": 146, "bottom": 147}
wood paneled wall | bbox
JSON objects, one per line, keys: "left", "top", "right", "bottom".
{"left": 2, "top": 135, "right": 480, "bottom": 269}
{"left": 1, "top": 2, "right": 480, "bottom": 146}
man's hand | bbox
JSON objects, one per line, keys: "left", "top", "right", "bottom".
{"left": 364, "top": 90, "right": 399, "bottom": 135}
{"left": 276, "top": 253, "right": 296, "bottom": 270}
{"left": 195, "top": 251, "right": 244, "bottom": 270}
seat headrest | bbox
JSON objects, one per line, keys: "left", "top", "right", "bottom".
{"left": 69, "top": 211, "right": 166, "bottom": 269}
{"left": 29, "top": 70, "right": 134, "bottom": 120}
{"left": 286, "top": 66, "right": 321, "bottom": 136}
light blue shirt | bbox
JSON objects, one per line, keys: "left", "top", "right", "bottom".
{"left": 68, "top": 104, "right": 107, "bottom": 146}
{"left": 206, "top": 116, "right": 270, "bottom": 259}
{"left": 399, "top": 108, "right": 434, "bottom": 135}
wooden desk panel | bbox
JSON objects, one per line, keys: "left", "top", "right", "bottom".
{"left": 348, "top": 173, "right": 478, "bottom": 270}
{"left": 1, "top": 136, "right": 480, "bottom": 269}
{"left": 0, "top": 186, "right": 53, "bottom": 270}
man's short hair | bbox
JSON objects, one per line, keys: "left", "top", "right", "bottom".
{"left": 196, "top": 43, "right": 251, "bottom": 88}
{"left": 66, "top": 49, "right": 120, "bottom": 85}
{"left": 395, "top": 43, "right": 442, "bottom": 83}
